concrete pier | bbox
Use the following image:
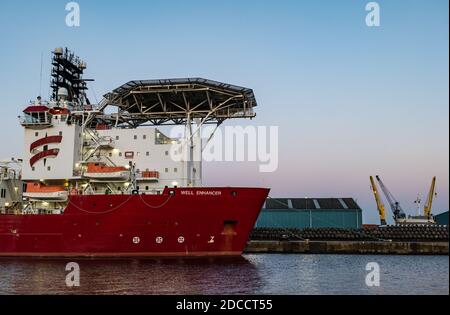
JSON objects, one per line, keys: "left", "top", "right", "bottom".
{"left": 245, "top": 240, "right": 449, "bottom": 255}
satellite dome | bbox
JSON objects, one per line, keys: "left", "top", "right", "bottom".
{"left": 58, "top": 87, "right": 69, "bottom": 98}
{"left": 54, "top": 47, "right": 63, "bottom": 55}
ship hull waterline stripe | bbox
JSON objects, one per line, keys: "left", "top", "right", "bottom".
{"left": 0, "top": 251, "right": 242, "bottom": 258}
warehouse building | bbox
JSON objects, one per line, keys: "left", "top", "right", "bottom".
{"left": 435, "top": 211, "right": 449, "bottom": 226}
{"left": 255, "top": 198, "right": 362, "bottom": 229}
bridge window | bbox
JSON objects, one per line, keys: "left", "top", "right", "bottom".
{"left": 22, "top": 112, "right": 49, "bottom": 125}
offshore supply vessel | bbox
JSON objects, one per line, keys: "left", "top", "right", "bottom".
{"left": 0, "top": 48, "right": 268, "bottom": 257}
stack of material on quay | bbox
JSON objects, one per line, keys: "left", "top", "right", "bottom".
{"left": 250, "top": 225, "right": 449, "bottom": 242}
{"left": 246, "top": 226, "right": 449, "bottom": 255}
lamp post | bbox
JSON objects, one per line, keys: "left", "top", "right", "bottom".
{"left": 306, "top": 197, "right": 312, "bottom": 228}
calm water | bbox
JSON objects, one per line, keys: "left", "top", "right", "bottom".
{"left": 0, "top": 254, "right": 448, "bottom": 295}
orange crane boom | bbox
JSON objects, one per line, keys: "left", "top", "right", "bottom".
{"left": 370, "top": 176, "right": 387, "bottom": 225}
{"left": 423, "top": 176, "right": 436, "bottom": 218}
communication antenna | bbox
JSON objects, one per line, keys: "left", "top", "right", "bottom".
{"left": 39, "top": 52, "right": 43, "bottom": 97}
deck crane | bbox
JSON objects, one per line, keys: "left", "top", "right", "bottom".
{"left": 370, "top": 176, "right": 387, "bottom": 225}
{"left": 423, "top": 176, "right": 437, "bottom": 219}
{"left": 375, "top": 175, "right": 407, "bottom": 221}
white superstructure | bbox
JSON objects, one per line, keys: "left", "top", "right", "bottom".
{"left": 8, "top": 47, "right": 257, "bottom": 214}
{"left": 0, "top": 160, "right": 23, "bottom": 214}
{"left": 20, "top": 102, "right": 202, "bottom": 193}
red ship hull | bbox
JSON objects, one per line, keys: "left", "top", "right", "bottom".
{"left": 0, "top": 187, "right": 269, "bottom": 257}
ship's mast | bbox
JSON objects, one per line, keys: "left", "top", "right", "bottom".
{"left": 51, "top": 47, "right": 89, "bottom": 106}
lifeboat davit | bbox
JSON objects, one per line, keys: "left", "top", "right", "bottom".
{"left": 83, "top": 163, "right": 130, "bottom": 181}
{"left": 23, "top": 182, "right": 68, "bottom": 201}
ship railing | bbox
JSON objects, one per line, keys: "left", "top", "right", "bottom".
{"left": 98, "top": 137, "right": 115, "bottom": 148}
{"left": 74, "top": 104, "right": 100, "bottom": 112}
{"left": 82, "top": 129, "right": 116, "bottom": 162}
{"left": 19, "top": 115, "right": 52, "bottom": 127}
{"left": 83, "top": 137, "right": 115, "bottom": 148}
{"left": 215, "top": 107, "right": 255, "bottom": 118}
{"left": 136, "top": 170, "right": 160, "bottom": 181}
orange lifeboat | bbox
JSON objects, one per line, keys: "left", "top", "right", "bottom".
{"left": 23, "top": 182, "right": 68, "bottom": 201}
{"left": 83, "top": 163, "right": 130, "bottom": 181}
{"left": 139, "top": 171, "right": 160, "bottom": 182}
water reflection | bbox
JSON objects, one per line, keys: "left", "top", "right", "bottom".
{"left": 0, "top": 255, "right": 448, "bottom": 295}
{"left": 0, "top": 256, "right": 261, "bottom": 295}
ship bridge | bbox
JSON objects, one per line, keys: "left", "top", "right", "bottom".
{"left": 97, "top": 78, "right": 257, "bottom": 127}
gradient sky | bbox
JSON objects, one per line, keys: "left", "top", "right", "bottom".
{"left": 0, "top": 0, "right": 448, "bottom": 224}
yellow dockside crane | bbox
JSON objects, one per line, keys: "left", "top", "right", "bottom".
{"left": 423, "top": 176, "right": 437, "bottom": 219}
{"left": 370, "top": 175, "right": 437, "bottom": 225}
{"left": 370, "top": 176, "right": 387, "bottom": 226}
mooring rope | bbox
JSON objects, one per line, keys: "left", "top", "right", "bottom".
{"left": 68, "top": 194, "right": 135, "bottom": 215}
{"left": 67, "top": 193, "right": 172, "bottom": 214}
{"left": 138, "top": 194, "right": 173, "bottom": 209}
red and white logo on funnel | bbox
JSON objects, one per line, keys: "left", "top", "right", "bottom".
{"left": 29, "top": 134, "right": 63, "bottom": 167}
